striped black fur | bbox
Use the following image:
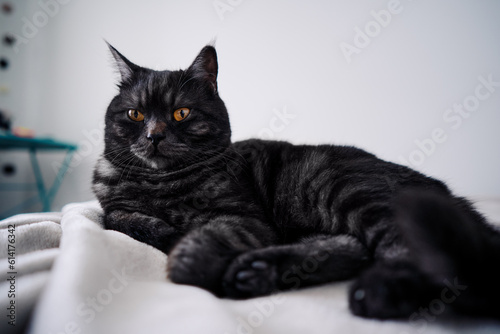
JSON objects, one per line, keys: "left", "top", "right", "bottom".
{"left": 93, "top": 44, "right": 500, "bottom": 319}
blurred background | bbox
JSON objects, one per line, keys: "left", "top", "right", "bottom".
{"left": 0, "top": 0, "right": 499, "bottom": 216}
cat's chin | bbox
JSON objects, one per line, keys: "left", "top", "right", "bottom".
{"left": 128, "top": 144, "right": 168, "bottom": 169}
{"left": 134, "top": 154, "right": 168, "bottom": 170}
{"left": 148, "top": 159, "right": 168, "bottom": 170}
{"left": 135, "top": 149, "right": 187, "bottom": 170}
{"left": 133, "top": 143, "right": 207, "bottom": 171}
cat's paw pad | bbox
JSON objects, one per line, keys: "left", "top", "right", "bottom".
{"left": 223, "top": 255, "right": 278, "bottom": 299}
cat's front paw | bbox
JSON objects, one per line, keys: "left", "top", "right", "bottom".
{"left": 223, "top": 252, "right": 278, "bottom": 299}
{"left": 167, "top": 231, "right": 236, "bottom": 296}
{"left": 349, "top": 262, "right": 436, "bottom": 319}
{"left": 167, "top": 237, "right": 203, "bottom": 286}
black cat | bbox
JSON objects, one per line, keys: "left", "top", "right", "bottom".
{"left": 92, "top": 43, "right": 500, "bottom": 319}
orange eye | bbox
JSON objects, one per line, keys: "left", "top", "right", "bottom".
{"left": 128, "top": 109, "right": 144, "bottom": 122}
{"left": 173, "top": 108, "right": 190, "bottom": 121}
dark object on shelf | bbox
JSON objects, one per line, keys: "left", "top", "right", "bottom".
{"left": 2, "top": 163, "right": 15, "bottom": 176}
{"left": 0, "top": 57, "right": 9, "bottom": 70}
{"left": 0, "top": 110, "right": 11, "bottom": 131}
{"left": 3, "top": 33, "right": 15, "bottom": 46}
{"left": 1, "top": 2, "right": 12, "bottom": 14}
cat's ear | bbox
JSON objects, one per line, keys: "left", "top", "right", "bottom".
{"left": 106, "top": 42, "right": 139, "bottom": 83}
{"left": 188, "top": 45, "right": 218, "bottom": 93}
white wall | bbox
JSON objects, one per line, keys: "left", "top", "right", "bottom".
{"left": 2, "top": 0, "right": 500, "bottom": 213}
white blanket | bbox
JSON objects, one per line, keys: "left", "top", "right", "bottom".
{"left": 1, "top": 199, "right": 500, "bottom": 334}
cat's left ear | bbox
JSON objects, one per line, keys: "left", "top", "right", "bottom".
{"left": 106, "top": 42, "right": 139, "bottom": 83}
{"left": 188, "top": 45, "right": 218, "bottom": 93}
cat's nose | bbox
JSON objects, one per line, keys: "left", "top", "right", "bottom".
{"left": 147, "top": 133, "right": 166, "bottom": 146}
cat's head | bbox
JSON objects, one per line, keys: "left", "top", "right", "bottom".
{"left": 103, "top": 43, "right": 231, "bottom": 170}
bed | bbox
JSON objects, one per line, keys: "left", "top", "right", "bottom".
{"left": 1, "top": 198, "right": 500, "bottom": 334}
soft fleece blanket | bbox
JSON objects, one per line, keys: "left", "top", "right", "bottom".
{"left": 1, "top": 199, "right": 500, "bottom": 334}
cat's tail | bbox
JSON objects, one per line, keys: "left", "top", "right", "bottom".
{"left": 395, "top": 190, "right": 500, "bottom": 319}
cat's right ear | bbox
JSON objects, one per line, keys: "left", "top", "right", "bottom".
{"left": 188, "top": 45, "right": 218, "bottom": 93}
{"left": 106, "top": 42, "right": 138, "bottom": 83}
